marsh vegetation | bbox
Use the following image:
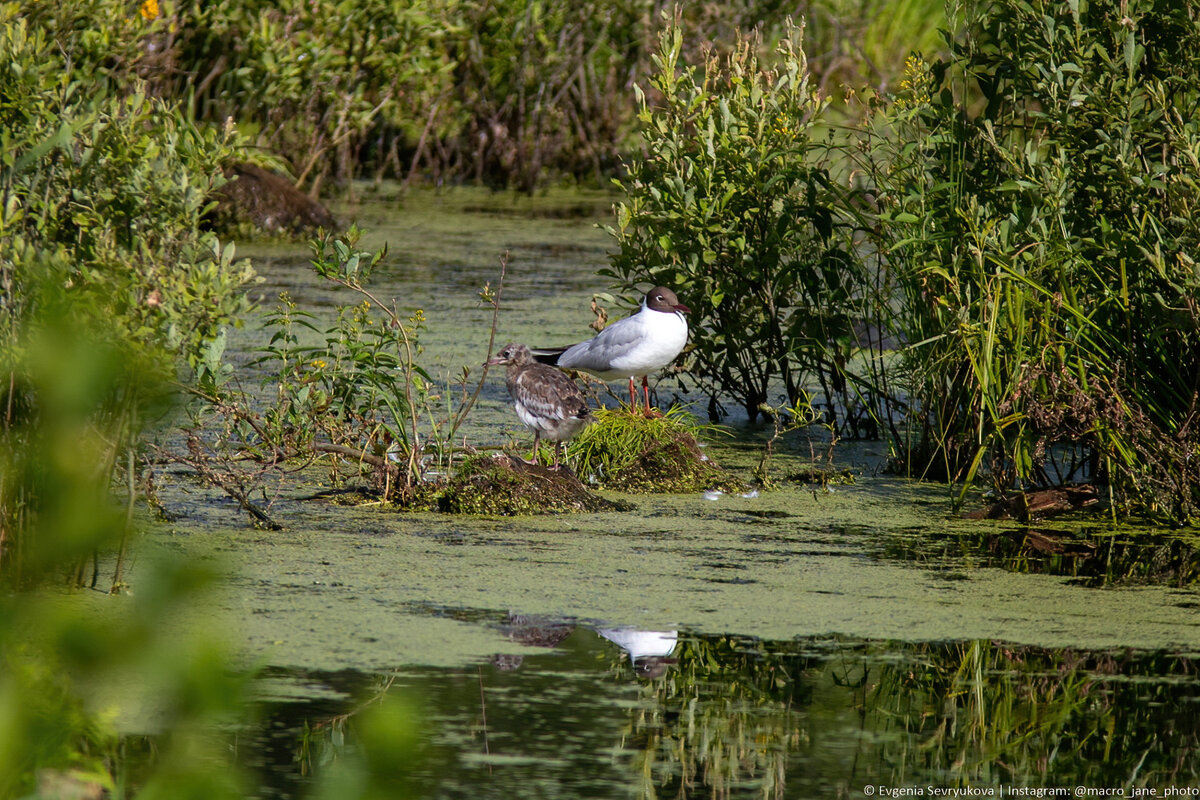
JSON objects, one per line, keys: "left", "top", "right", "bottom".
{"left": 2, "top": 0, "right": 1199, "bottom": 796}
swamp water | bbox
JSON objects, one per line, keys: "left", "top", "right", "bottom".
{"left": 138, "top": 189, "right": 1198, "bottom": 797}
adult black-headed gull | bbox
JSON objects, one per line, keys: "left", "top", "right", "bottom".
{"left": 534, "top": 286, "right": 690, "bottom": 413}
{"left": 486, "top": 343, "right": 593, "bottom": 469}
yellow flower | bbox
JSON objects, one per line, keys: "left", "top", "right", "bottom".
{"left": 898, "top": 55, "right": 932, "bottom": 108}
{"left": 139, "top": 0, "right": 158, "bottom": 20}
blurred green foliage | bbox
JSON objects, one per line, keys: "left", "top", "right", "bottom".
{"left": 1, "top": 4, "right": 254, "bottom": 583}
{"left": 309, "top": 697, "right": 423, "bottom": 800}
{"left": 0, "top": 556, "right": 252, "bottom": 799}
{"left": 0, "top": 283, "right": 253, "bottom": 795}
{"left": 164, "top": 0, "right": 451, "bottom": 193}
{"left": 1, "top": 3, "right": 257, "bottom": 795}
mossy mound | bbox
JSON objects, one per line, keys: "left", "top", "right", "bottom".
{"left": 419, "top": 453, "right": 630, "bottom": 515}
{"left": 568, "top": 406, "right": 744, "bottom": 493}
{"left": 784, "top": 466, "right": 856, "bottom": 486}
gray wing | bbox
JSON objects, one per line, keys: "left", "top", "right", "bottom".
{"left": 556, "top": 316, "right": 642, "bottom": 372}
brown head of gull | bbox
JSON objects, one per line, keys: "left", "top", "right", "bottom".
{"left": 486, "top": 343, "right": 594, "bottom": 469}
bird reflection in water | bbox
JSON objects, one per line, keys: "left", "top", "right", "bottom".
{"left": 598, "top": 628, "right": 679, "bottom": 679}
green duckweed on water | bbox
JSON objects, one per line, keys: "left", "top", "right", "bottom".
{"left": 134, "top": 451, "right": 1200, "bottom": 676}
{"left": 52, "top": 187, "right": 1200, "bottom": 798}
{"left": 130, "top": 189, "right": 1199, "bottom": 679}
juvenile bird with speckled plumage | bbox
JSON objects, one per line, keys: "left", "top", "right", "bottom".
{"left": 486, "top": 343, "right": 593, "bottom": 470}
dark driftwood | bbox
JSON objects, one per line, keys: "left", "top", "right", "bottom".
{"left": 966, "top": 484, "right": 1101, "bottom": 522}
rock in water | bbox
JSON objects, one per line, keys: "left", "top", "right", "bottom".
{"left": 208, "top": 162, "right": 337, "bottom": 235}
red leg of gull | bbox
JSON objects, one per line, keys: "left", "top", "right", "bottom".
{"left": 627, "top": 376, "right": 639, "bottom": 412}
{"left": 642, "top": 376, "right": 652, "bottom": 414}
{"left": 531, "top": 432, "right": 541, "bottom": 465}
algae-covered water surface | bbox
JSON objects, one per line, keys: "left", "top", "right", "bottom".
{"left": 146, "top": 189, "right": 1200, "bottom": 797}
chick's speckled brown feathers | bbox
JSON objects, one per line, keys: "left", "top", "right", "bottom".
{"left": 486, "top": 343, "right": 593, "bottom": 468}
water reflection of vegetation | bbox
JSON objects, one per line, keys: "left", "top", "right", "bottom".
{"left": 876, "top": 524, "right": 1200, "bottom": 587}
{"left": 618, "top": 635, "right": 814, "bottom": 800}
{"left": 292, "top": 673, "right": 397, "bottom": 780}
{"left": 220, "top": 630, "right": 1200, "bottom": 798}
{"left": 866, "top": 641, "right": 1200, "bottom": 788}
{"left": 618, "top": 636, "right": 1200, "bottom": 798}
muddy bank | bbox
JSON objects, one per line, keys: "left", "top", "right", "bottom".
{"left": 410, "top": 453, "right": 632, "bottom": 514}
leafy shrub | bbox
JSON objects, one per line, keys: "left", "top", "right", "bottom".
{"left": 0, "top": 8, "right": 259, "bottom": 793}
{"left": 0, "top": 9, "right": 253, "bottom": 381}
{"left": 1, "top": 6, "right": 254, "bottom": 576}
{"left": 176, "top": 231, "right": 497, "bottom": 514}
{"left": 164, "top": 0, "right": 451, "bottom": 193}
{"left": 251, "top": 235, "right": 431, "bottom": 484}
{"left": 862, "top": 0, "right": 1200, "bottom": 518}
{"left": 111, "top": 0, "right": 946, "bottom": 191}
{"left": 605, "top": 23, "right": 872, "bottom": 424}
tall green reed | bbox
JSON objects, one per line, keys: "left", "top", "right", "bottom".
{"left": 860, "top": 0, "right": 1200, "bottom": 520}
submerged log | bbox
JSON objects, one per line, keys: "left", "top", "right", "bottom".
{"left": 209, "top": 162, "right": 338, "bottom": 234}
{"left": 1022, "top": 528, "right": 1098, "bottom": 557}
{"left": 966, "top": 484, "right": 1101, "bottom": 522}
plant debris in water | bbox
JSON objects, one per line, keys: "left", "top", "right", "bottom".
{"left": 568, "top": 406, "right": 744, "bottom": 493}
{"left": 401, "top": 453, "right": 631, "bottom": 515}
{"left": 964, "top": 484, "right": 1102, "bottom": 522}
{"left": 318, "top": 405, "right": 743, "bottom": 515}
{"left": 784, "top": 466, "right": 856, "bottom": 487}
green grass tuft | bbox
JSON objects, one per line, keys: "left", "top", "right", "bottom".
{"left": 567, "top": 404, "right": 740, "bottom": 493}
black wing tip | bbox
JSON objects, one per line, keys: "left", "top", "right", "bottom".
{"left": 530, "top": 347, "right": 567, "bottom": 365}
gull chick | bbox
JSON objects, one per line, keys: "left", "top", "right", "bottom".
{"left": 486, "top": 343, "right": 593, "bottom": 469}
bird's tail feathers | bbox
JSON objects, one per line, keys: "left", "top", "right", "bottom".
{"left": 530, "top": 346, "right": 568, "bottom": 365}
